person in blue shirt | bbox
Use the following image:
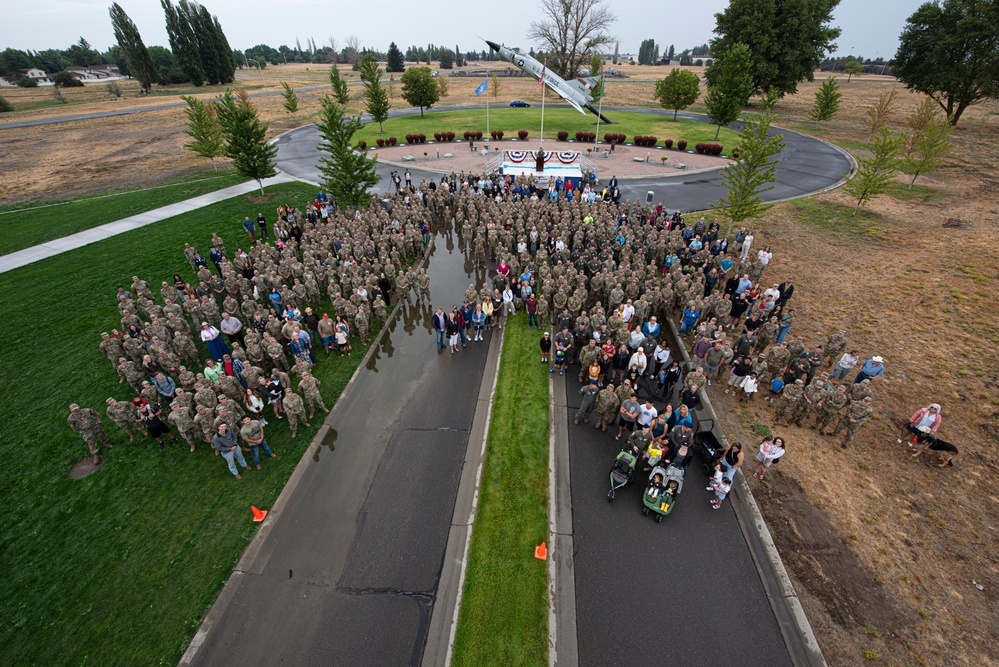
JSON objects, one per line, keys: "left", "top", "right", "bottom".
{"left": 679, "top": 306, "right": 700, "bottom": 335}
{"left": 242, "top": 216, "right": 257, "bottom": 243}
{"left": 642, "top": 317, "right": 661, "bottom": 340}
{"left": 719, "top": 256, "right": 734, "bottom": 275}
{"left": 854, "top": 356, "right": 885, "bottom": 384}
{"left": 735, "top": 275, "right": 752, "bottom": 295}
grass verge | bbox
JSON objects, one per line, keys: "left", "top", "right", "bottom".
{"left": 0, "top": 169, "right": 247, "bottom": 255}
{"left": 355, "top": 107, "right": 740, "bottom": 150}
{"left": 451, "top": 314, "right": 549, "bottom": 666}
{"left": 784, "top": 197, "right": 893, "bottom": 241}
{"left": 0, "top": 180, "right": 385, "bottom": 665}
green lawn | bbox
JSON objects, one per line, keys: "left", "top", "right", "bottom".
{"left": 784, "top": 196, "right": 892, "bottom": 241}
{"left": 451, "top": 314, "right": 549, "bottom": 666}
{"left": 0, "top": 181, "right": 386, "bottom": 665}
{"left": 357, "top": 108, "right": 740, "bottom": 150}
{"left": 0, "top": 169, "right": 247, "bottom": 256}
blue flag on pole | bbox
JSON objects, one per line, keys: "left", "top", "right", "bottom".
{"left": 475, "top": 80, "right": 488, "bottom": 96}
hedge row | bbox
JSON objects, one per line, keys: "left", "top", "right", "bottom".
{"left": 433, "top": 131, "right": 457, "bottom": 141}
{"left": 694, "top": 143, "right": 724, "bottom": 156}
{"left": 406, "top": 133, "right": 427, "bottom": 144}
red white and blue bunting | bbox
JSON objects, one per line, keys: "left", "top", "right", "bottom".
{"left": 504, "top": 150, "right": 579, "bottom": 164}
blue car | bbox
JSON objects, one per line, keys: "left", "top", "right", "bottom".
{"left": 509, "top": 100, "right": 531, "bottom": 108}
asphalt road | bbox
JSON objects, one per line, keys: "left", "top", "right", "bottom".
{"left": 273, "top": 105, "right": 853, "bottom": 213}
{"left": 190, "top": 228, "right": 495, "bottom": 666}
{"left": 562, "top": 366, "right": 792, "bottom": 667}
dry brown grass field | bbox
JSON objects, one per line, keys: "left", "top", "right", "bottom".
{"left": 3, "top": 61, "right": 998, "bottom": 666}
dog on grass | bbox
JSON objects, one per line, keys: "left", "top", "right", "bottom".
{"left": 912, "top": 434, "right": 959, "bottom": 467}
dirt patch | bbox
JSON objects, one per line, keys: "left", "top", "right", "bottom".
{"left": 68, "top": 457, "right": 102, "bottom": 479}
{"left": 754, "top": 472, "right": 909, "bottom": 631}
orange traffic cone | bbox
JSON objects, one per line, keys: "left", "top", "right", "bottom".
{"left": 534, "top": 541, "right": 548, "bottom": 560}
{"left": 251, "top": 506, "right": 268, "bottom": 522}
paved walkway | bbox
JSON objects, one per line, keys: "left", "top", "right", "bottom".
{"left": 0, "top": 175, "right": 292, "bottom": 274}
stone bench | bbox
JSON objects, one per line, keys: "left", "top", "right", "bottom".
{"left": 402, "top": 155, "right": 415, "bottom": 162}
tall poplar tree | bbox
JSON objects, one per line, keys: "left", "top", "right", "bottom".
{"left": 109, "top": 3, "right": 157, "bottom": 92}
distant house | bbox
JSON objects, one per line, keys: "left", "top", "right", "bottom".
{"left": 18, "top": 68, "right": 52, "bottom": 84}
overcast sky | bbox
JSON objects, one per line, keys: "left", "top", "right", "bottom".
{"left": 8, "top": 0, "right": 923, "bottom": 63}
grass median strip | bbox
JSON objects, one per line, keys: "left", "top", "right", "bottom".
{"left": 0, "top": 169, "right": 246, "bottom": 255}
{"left": 451, "top": 314, "right": 549, "bottom": 666}
{"left": 0, "top": 181, "right": 386, "bottom": 665}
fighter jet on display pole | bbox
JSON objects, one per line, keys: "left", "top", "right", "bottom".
{"left": 485, "top": 40, "right": 612, "bottom": 124}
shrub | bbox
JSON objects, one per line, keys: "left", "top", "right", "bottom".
{"left": 106, "top": 81, "right": 122, "bottom": 98}
{"left": 633, "top": 134, "right": 642, "bottom": 145}
{"left": 635, "top": 135, "right": 657, "bottom": 147}
{"left": 434, "top": 132, "right": 443, "bottom": 141}
{"left": 712, "top": 144, "right": 723, "bottom": 156}
{"left": 389, "top": 136, "right": 398, "bottom": 146}
{"left": 463, "top": 131, "right": 472, "bottom": 140}
{"left": 587, "top": 132, "right": 596, "bottom": 142}
{"left": 557, "top": 130, "right": 568, "bottom": 141}
{"left": 731, "top": 147, "right": 741, "bottom": 159}
{"left": 446, "top": 131, "right": 455, "bottom": 141}
{"left": 615, "top": 133, "right": 627, "bottom": 144}
{"left": 496, "top": 130, "right": 503, "bottom": 139}
{"left": 54, "top": 71, "right": 84, "bottom": 87}
{"left": 664, "top": 138, "right": 673, "bottom": 149}
{"left": 357, "top": 140, "right": 367, "bottom": 150}
{"left": 518, "top": 129, "right": 528, "bottom": 140}
{"left": 0, "top": 96, "right": 13, "bottom": 113}
{"left": 16, "top": 76, "right": 38, "bottom": 88}
{"left": 376, "top": 138, "right": 386, "bottom": 148}
{"left": 695, "top": 143, "right": 705, "bottom": 154}
{"left": 677, "top": 139, "right": 688, "bottom": 151}
{"left": 405, "top": 134, "right": 413, "bottom": 143}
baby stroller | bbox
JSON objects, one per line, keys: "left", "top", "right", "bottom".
{"left": 642, "top": 464, "right": 685, "bottom": 523}
{"left": 608, "top": 446, "right": 639, "bottom": 501}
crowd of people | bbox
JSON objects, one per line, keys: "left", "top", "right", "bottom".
{"left": 69, "top": 166, "right": 950, "bottom": 485}
{"left": 69, "top": 189, "right": 433, "bottom": 476}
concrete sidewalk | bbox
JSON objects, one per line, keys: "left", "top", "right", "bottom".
{"left": 0, "top": 175, "right": 293, "bottom": 274}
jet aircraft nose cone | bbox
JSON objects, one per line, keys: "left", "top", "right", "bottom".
{"left": 485, "top": 40, "right": 500, "bottom": 52}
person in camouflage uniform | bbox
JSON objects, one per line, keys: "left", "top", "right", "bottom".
{"left": 578, "top": 340, "right": 602, "bottom": 383}
{"left": 106, "top": 397, "right": 141, "bottom": 441}
{"left": 793, "top": 374, "right": 831, "bottom": 426}
{"left": 167, "top": 404, "right": 199, "bottom": 452}
{"left": 811, "top": 385, "right": 849, "bottom": 432}
{"left": 830, "top": 397, "right": 873, "bottom": 447}
{"left": 265, "top": 336, "right": 290, "bottom": 372}
{"left": 117, "top": 357, "right": 145, "bottom": 393}
{"left": 282, "top": 390, "right": 310, "bottom": 438}
{"left": 774, "top": 379, "right": 805, "bottom": 426}
{"left": 823, "top": 330, "right": 848, "bottom": 368}
{"left": 99, "top": 332, "right": 126, "bottom": 371}
{"left": 416, "top": 268, "right": 431, "bottom": 300}
{"left": 355, "top": 307, "right": 370, "bottom": 345}
{"left": 395, "top": 270, "right": 411, "bottom": 302}
{"left": 298, "top": 371, "right": 329, "bottom": 419}
{"left": 68, "top": 404, "right": 112, "bottom": 465}
{"left": 848, "top": 378, "right": 872, "bottom": 404}
{"left": 193, "top": 405, "right": 217, "bottom": 447}
{"left": 594, "top": 384, "right": 620, "bottom": 432}
{"left": 764, "top": 343, "right": 790, "bottom": 382}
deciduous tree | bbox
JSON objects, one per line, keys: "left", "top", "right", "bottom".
{"left": 863, "top": 89, "right": 898, "bottom": 145}
{"left": 215, "top": 89, "right": 277, "bottom": 194}
{"left": 400, "top": 66, "right": 439, "bottom": 117}
{"left": 709, "top": 0, "right": 841, "bottom": 96}
{"left": 280, "top": 81, "right": 299, "bottom": 113}
{"left": 903, "top": 97, "right": 952, "bottom": 189}
{"left": 808, "top": 77, "right": 841, "bottom": 126}
{"left": 527, "top": 0, "right": 616, "bottom": 79}
{"left": 843, "top": 128, "right": 904, "bottom": 217}
{"left": 329, "top": 65, "right": 351, "bottom": 105}
{"left": 359, "top": 53, "right": 389, "bottom": 132}
{"left": 713, "top": 109, "right": 785, "bottom": 231}
{"left": 893, "top": 0, "right": 999, "bottom": 126}
{"left": 315, "top": 95, "right": 380, "bottom": 210}
{"left": 654, "top": 68, "right": 700, "bottom": 120}
{"left": 843, "top": 60, "right": 862, "bottom": 82}
{"left": 704, "top": 43, "right": 753, "bottom": 139}
{"left": 181, "top": 94, "right": 224, "bottom": 171}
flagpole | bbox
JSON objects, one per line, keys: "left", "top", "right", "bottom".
{"left": 486, "top": 80, "right": 490, "bottom": 141}
{"left": 539, "top": 57, "right": 546, "bottom": 151}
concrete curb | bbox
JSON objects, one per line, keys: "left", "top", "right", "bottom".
{"left": 663, "top": 317, "right": 826, "bottom": 667}
{"left": 549, "top": 360, "right": 579, "bottom": 666}
{"left": 420, "top": 323, "right": 505, "bottom": 667}
{"left": 179, "top": 240, "right": 435, "bottom": 666}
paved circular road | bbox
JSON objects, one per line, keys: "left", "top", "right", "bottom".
{"left": 274, "top": 104, "right": 853, "bottom": 212}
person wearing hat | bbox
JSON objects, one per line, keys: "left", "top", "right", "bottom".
{"left": 68, "top": 404, "right": 112, "bottom": 465}
{"left": 854, "top": 356, "right": 885, "bottom": 384}
{"left": 898, "top": 404, "right": 942, "bottom": 446}
{"left": 833, "top": 396, "right": 874, "bottom": 447}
